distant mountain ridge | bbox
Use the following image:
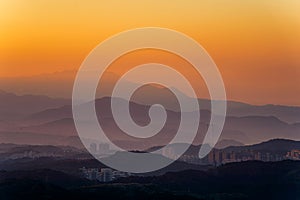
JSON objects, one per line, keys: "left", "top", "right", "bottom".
{"left": 224, "top": 138, "right": 300, "bottom": 154}
{"left": 0, "top": 91, "right": 300, "bottom": 147}
{"left": 0, "top": 90, "right": 70, "bottom": 120}
{"left": 147, "top": 138, "right": 300, "bottom": 159}
{"left": 1, "top": 70, "right": 300, "bottom": 123}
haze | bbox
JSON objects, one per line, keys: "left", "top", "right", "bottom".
{"left": 1, "top": 0, "right": 300, "bottom": 105}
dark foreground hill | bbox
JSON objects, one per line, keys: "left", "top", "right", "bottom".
{"left": 0, "top": 160, "right": 299, "bottom": 200}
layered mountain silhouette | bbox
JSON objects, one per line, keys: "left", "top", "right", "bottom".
{"left": 0, "top": 90, "right": 69, "bottom": 121}
{"left": 1, "top": 70, "right": 300, "bottom": 123}
{"left": 0, "top": 88, "right": 300, "bottom": 149}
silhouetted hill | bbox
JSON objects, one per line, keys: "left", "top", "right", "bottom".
{"left": 1, "top": 90, "right": 300, "bottom": 146}
{"left": 225, "top": 138, "right": 300, "bottom": 154}
{"left": 116, "top": 160, "right": 300, "bottom": 200}
{"left": 3, "top": 97, "right": 298, "bottom": 147}
{"left": 148, "top": 138, "right": 300, "bottom": 158}
{"left": 215, "top": 139, "right": 244, "bottom": 149}
{"left": 24, "top": 105, "right": 72, "bottom": 125}
{"left": 0, "top": 179, "right": 70, "bottom": 200}
{"left": 0, "top": 131, "right": 77, "bottom": 147}
{"left": 21, "top": 118, "right": 76, "bottom": 136}
{"left": 0, "top": 159, "right": 299, "bottom": 199}
{"left": 1, "top": 160, "right": 299, "bottom": 199}
{"left": 0, "top": 90, "right": 69, "bottom": 120}
{"left": 0, "top": 169, "right": 92, "bottom": 188}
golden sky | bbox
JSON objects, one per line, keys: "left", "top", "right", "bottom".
{"left": 0, "top": 0, "right": 300, "bottom": 105}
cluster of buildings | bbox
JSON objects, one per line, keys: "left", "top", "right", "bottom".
{"left": 172, "top": 150, "right": 238, "bottom": 165}
{"left": 6, "top": 150, "right": 65, "bottom": 160}
{"left": 286, "top": 149, "right": 300, "bottom": 160}
{"left": 2, "top": 148, "right": 107, "bottom": 161}
{"left": 207, "top": 149, "right": 254, "bottom": 166}
{"left": 89, "top": 143, "right": 110, "bottom": 155}
{"left": 80, "top": 167, "right": 131, "bottom": 182}
{"left": 204, "top": 149, "right": 298, "bottom": 166}
{"left": 161, "top": 146, "right": 300, "bottom": 166}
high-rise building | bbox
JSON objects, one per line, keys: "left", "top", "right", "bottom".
{"left": 214, "top": 150, "right": 222, "bottom": 165}
{"left": 101, "top": 168, "right": 113, "bottom": 182}
{"left": 208, "top": 150, "right": 223, "bottom": 166}
{"left": 286, "top": 149, "right": 300, "bottom": 160}
{"left": 254, "top": 152, "right": 261, "bottom": 160}
{"left": 113, "top": 171, "right": 131, "bottom": 180}
{"left": 89, "top": 143, "right": 97, "bottom": 154}
{"left": 230, "top": 151, "right": 236, "bottom": 160}
{"left": 208, "top": 150, "right": 215, "bottom": 165}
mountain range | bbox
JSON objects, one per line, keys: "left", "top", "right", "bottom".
{"left": 1, "top": 70, "right": 300, "bottom": 124}
{"left": 0, "top": 138, "right": 299, "bottom": 175}
{"left": 0, "top": 88, "right": 300, "bottom": 148}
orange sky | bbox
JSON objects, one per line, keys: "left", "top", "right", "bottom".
{"left": 0, "top": 0, "right": 300, "bottom": 105}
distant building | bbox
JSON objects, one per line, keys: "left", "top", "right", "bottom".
{"left": 208, "top": 150, "right": 215, "bottom": 165}
{"left": 205, "top": 149, "right": 287, "bottom": 165}
{"left": 207, "top": 150, "right": 224, "bottom": 166}
{"left": 286, "top": 149, "right": 300, "bottom": 160}
{"left": 80, "top": 167, "right": 99, "bottom": 180}
{"left": 89, "top": 143, "right": 97, "bottom": 154}
{"left": 99, "top": 168, "right": 113, "bottom": 182}
{"left": 215, "top": 150, "right": 223, "bottom": 165}
{"left": 179, "top": 155, "right": 201, "bottom": 164}
{"left": 113, "top": 171, "right": 131, "bottom": 180}
{"left": 80, "top": 167, "right": 130, "bottom": 182}
{"left": 254, "top": 152, "right": 261, "bottom": 160}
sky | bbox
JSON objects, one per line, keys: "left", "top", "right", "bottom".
{"left": 0, "top": 0, "right": 300, "bottom": 105}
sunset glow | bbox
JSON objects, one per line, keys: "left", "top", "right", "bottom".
{"left": 1, "top": 0, "right": 300, "bottom": 105}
